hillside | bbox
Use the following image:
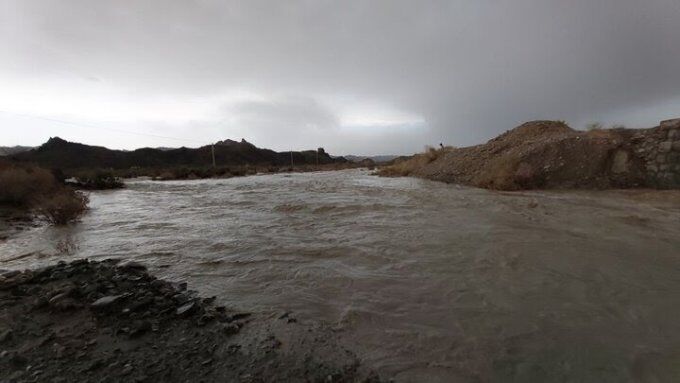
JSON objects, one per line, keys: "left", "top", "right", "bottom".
{"left": 11, "top": 137, "right": 344, "bottom": 170}
{"left": 0, "top": 146, "right": 33, "bottom": 156}
{"left": 343, "top": 155, "right": 398, "bottom": 163}
{"left": 379, "top": 119, "right": 680, "bottom": 190}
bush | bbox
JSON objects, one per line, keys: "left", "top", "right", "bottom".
{"left": 377, "top": 146, "right": 450, "bottom": 177}
{"left": 0, "top": 163, "right": 89, "bottom": 225}
{"left": 74, "top": 170, "right": 124, "bottom": 190}
{"left": 35, "top": 189, "right": 89, "bottom": 225}
{"left": 0, "top": 166, "right": 58, "bottom": 205}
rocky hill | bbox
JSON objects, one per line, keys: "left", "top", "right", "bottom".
{"left": 379, "top": 119, "right": 680, "bottom": 190}
{"left": 11, "top": 137, "right": 344, "bottom": 170}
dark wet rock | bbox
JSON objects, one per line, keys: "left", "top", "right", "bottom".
{"left": 0, "top": 270, "right": 21, "bottom": 279}
{"left": 91, "top": 294, "right": 125, "bottom": 308}
{"left": 116, "top": 259, "right": 146, "bottom": 270}
{"left": 130, "top": 320, "right": 152, "bottom": 337}
{"left": 222, "top": 323, "right": 240, "bottom": 335}
{"left": 0, "top": 329, "right": 13, "bottom": 343}
{"left": 228, "top": 312, "right": 251, "bottom": 322}
{"left": 0, "top": 259, "right": 382, "bottom": 382}
{"left": 176, "top": 301, "right": 195, "bottom": 316}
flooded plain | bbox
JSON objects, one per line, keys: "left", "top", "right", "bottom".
{"left": 2, "top": 169, "right": 680, "bottom": 382}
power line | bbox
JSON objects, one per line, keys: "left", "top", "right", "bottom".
{"left": 0, "top": 109, "right": 207, "bottom": 145}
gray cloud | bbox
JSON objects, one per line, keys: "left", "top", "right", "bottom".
{"left": 1, "top": 0, "right": 679, "bottom": 154}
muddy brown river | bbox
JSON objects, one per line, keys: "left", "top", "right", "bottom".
{"left": 2, "top": 169, "right": 680, "bottom": 382}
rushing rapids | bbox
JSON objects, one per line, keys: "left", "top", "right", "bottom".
{"left": 2, "top": 169, "right": 680, "bottom": 381}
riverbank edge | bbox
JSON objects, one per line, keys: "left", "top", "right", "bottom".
{"left": 0, "top": 259, "right": 382, "bottom": 382}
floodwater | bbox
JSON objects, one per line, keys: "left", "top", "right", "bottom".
{"left": 2, "top": 169, "right": 680, "bottom": 382}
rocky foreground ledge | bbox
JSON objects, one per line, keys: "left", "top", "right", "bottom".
{"left": 0, "top": 260, "right": 381, "bottom": 383}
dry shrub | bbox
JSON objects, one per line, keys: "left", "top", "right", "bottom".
{"left": 378, "top": 146, "right": 449, "bottom": 177}
{"left": 35, "top": 189, "right": 89, "bottom": 225}
{"left": 0, "top": 166, "right": 57, "bottom": 205}
{"left": 586, "top": 122, "right": 604, "bottom": 131}
{"left": 472, "top": 157, "right": 521, "bottom": 190}
{"left": 0, "top": 163, "right": 89, "bottom": 225}
{"left": 423, "top": 146, "right": 439, "bottom": 163}
{"left": 586, "top": 128, "right": 615, "bottom": 139}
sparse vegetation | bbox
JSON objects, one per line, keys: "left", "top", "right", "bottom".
{"left": 377, "top": 120, "right": 663, "bottom": 190}
{"left": 71, "top": 170, "right": 124, "bottom": 190}
{"left": 0, "top": 165, "right": 57, "bottom": 205}
{"left": 586, "top": 122, "right": 604, "bottom": 131}
{"left": 378, "top": 145, "right": 450, "bottom": 177}
{"left": 0, "top": 161, "right": 89, "bottom": 224}
{"left": 35, "top": 189, "right": 89, "bottom": 225}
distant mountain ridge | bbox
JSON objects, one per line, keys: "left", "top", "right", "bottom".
{"left": 0, "top": 146, "right": 33, "bottom": 156}
{"left": 11, "top": 137, "right": 344, "bottom": 170}
{"left": 342, "top": 155, "right": 398, "bottom": 163}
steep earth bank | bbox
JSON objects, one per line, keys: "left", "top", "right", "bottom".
{"left": 379, "top": 119, "right": 680, "bottom": 190}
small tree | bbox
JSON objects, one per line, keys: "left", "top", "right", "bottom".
{"left": 36, "top": 190, "right": 89, "bottom": 225}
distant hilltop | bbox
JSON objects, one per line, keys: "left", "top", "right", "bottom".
{"left": 342, "top": 155, "right": 398, "bottom": 164}
{"left": 0, "top": 146, "right": 33, "bottom": 156}
{"left": 9, "top": 137, "right": 346, "bottom": 170}
{"left": 379, "top": 119, "right": 680, "bottom": 190}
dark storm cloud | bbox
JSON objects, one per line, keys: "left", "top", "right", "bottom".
{"left": 1, "top": 0, "right": 679, "bottom": 153}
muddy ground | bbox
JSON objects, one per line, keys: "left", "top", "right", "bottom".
{"left": 0, "top": 259, "right": 382, "bottom": 382}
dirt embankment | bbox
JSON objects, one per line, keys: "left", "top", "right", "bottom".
{"left": 0, "top": 260, "right": 381, "bottom": 383}
{"left": 379, "top": 119, "right": 680, "bottom": 190}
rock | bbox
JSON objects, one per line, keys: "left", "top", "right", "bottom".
{"left": 197, "top": 313, "right": 215, "bottom": 326}
{"left": 91, "top": 295, "right": 124, "bottom": 308}
{"left": 660, "top": 118, "right": 680, "bottom": 129}
{"left": 85, "top": 359, "right": 104, "bottom": 372}
{"left": 222, "top": 323, "right": 240, "bottom": 335}
{"left": 121, "top": 363, "right": 134, "bottom": 376}
{"left": 673, "top": 141, "right": 680, "bottom": 151}
{"left": 611, "top": 150, "right": 629, "bottom": 174}
{"left": 117, "top": 260, "right": 146, "bottom": 270}
{"left": 228, "top": 313, "right": 251, "bottom": 322}
{"left": 129, "top": 297, "right": 153, "bottom": 312}
{"left": 176, "top": 301, "right": 195, "bottom": 316}
{"left": 659, "top": 141, "right": 673, "bottom": 153}
{"left": 130, "top": 320, "right": 152, "bottom": 337}
{"left": 10, "top": 352, "right": 27, "bottom": 366}
{"left": 0, "top": 329, "right": 13, "bottom": 343}
{"left": 48, "top": 292, "right": 71, "bottom": 304}
{"left": 0, "top": 270, "right": 20, "bottom": 279}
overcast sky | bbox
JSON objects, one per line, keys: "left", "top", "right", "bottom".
{"left": 1, "top": 0, "right": 679, "bottom": 155}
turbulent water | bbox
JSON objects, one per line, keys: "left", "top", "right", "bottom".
{"left": 2, "top": 169, "right": 680, "bottom": 382}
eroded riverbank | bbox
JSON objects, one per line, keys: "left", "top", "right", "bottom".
{"left": 1, "top": 169, "right": 680, "bottom": 381}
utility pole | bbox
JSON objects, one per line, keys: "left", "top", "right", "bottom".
{"left": 211, "top": 144, "right": 216, "bottom": 168}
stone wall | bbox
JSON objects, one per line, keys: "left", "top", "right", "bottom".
{"left": 634, "top": 118, "right": 680, "bottom": 188}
